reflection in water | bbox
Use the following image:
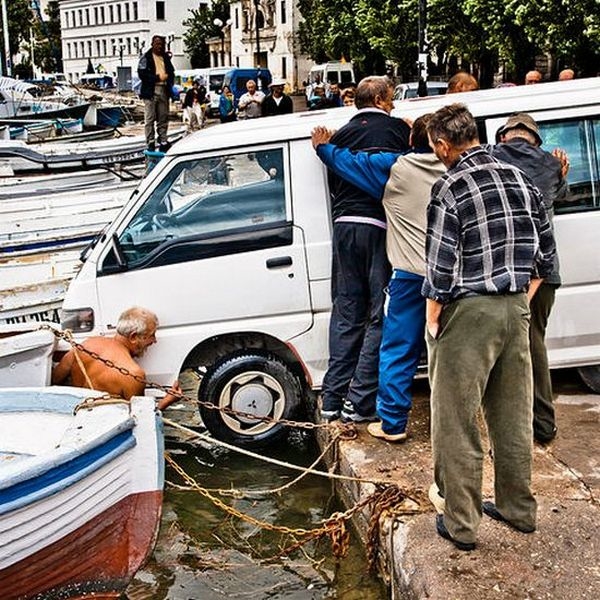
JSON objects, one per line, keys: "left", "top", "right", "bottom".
{"left": 128, "top": 430, "right": 387, "bottom": 599}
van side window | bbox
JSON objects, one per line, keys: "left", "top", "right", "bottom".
{"left": 104, "top": 148, "right": 288, "bottom": 271}
{"left": 539, "top": 118, "right": 600, "bottom": 214}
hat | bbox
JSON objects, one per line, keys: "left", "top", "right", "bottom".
{"left": 498, "top": 113, "right": 542, "bottom": 146}
{"left": 269, "top": 78, "right": 287, "bottom": 88}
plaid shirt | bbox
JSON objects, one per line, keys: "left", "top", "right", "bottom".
{"left": 422, "top": 147, "right": 556, "bottom": 304}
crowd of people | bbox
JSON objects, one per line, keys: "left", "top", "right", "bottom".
{"left": 311, "top": 74, "right": 568, "bottom": 551}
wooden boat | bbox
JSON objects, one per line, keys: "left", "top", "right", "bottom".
{"left": 0, "top": 386, "right": 164, "bottom": 599}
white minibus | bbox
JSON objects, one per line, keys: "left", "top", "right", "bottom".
{"left": 60, "top": 77, "right": 600, "bottom": 447}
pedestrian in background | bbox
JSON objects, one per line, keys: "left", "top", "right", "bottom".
{"left": 183, "top": 78, "right": 207, "bottom": 132}
{"left": 137, "top": 35, "right": 175, "bottom": 152}
{"left": 424, "top": 103, "right": 556, "bottom": 551}
{"left": 262, "top": 79, "right": 294, "bottom": 116}
{"left": 447, "top": 72, "right": 479, "bottom": 93}
{"left": 525, "top": 70, "right": 543, "bottom": 84}
{"left": 219, "top": 85, "right": 237, "bottom": 123}
{"left": 237, "top": 80, "right": 265, "bottom": 119}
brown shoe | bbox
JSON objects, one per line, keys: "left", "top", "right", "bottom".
{"left": 366, "top": 421, "right": 407, "bottom": 443}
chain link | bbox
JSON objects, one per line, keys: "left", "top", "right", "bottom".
{"left": 45, "top": 326, "right": 336, "bottom": 431}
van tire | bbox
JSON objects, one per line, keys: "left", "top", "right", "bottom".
{"left": 577, "top": 365, "right": 600, "bottom": 394}
{"left": 198, "top": 353, "right": 302, "bottom": 448}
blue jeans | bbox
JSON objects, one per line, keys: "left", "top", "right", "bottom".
{"left": 376, "top": 270, "right": 425, "bottom": 434}
{"left": 322, "top": 222, "right": 390, "bottom": 415}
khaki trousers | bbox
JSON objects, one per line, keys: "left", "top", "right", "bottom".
{"left": 427, "top": 294, "right": 536, "bottom": 543}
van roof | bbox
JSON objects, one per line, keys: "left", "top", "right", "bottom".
{"left": 171, "top": 77, "right": 600, "bottom": 155}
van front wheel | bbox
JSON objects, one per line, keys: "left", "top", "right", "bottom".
{"left": 577, "top": 365, "right": 600, "bottom": 394}
{"left": 198, "top": 353, "right": 302, "bottom": 448}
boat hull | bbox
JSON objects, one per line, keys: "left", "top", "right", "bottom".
{"left": 0, "top": 490, "right": 162, "bottom": 600}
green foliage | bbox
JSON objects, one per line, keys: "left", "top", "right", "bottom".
{"left": 33, "top": 1, "right": 63, "bottom": 74}
{"left": 183, "top": 0, "right": 231, "bottom": 68}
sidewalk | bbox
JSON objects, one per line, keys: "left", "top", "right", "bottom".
{"left": 318, "top": 377, "right": 600, "bottom": 599}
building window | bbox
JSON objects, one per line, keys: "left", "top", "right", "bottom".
{"left": 117, "top": 4, "right": 122, "bottom": 22}
{"left": 78, "top": 9, "right": 82, "bottom": 26}
{"left": 282, "top": 57, "right": 287, "bottom": 79}
{"left": 280, "top": 1, "right": 286, "bottom": 24}
{"left": 156, "top": 1, "right": 165, "bottom": 20}
{"left": 85, "top": 8, "right": 89, "bottom": 25}
{"left": 125, "top": 3, "right": 130, "bottom": 21}
{"left": 67, "top": 43, "right": 71, "bottom": 59}
{"left": 88, "top": 41, "right": 92, "bottom": 56}
{"left": 127, "top": 38, "right": 132, "bottom": 54}
{"left": 235, "top": 8, "right": 239, "bottom": 28}
{"left": 100, "top": 6, "right": 105, "bottom": 23}
{"left": 96, "top": 40, "right": 101, "bottom": 56}
{"left": 133, "top": 2, "right": 138, "bottom": 20}
{"left": 102, "top": 40, "right": 107, "bottom": 56}
{"left": 80, "top": 41, "right": 85, "bottom": 57}
{"left": 109, "top": 6, "right": 114, "bottom": 22}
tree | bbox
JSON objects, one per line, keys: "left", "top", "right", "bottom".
{"left": 183, "top": 0, "right": 230, "bottom": 67}
{"left": 32, "top": 0, "right": 63, "bottom": 74}
{"left": 0, "top": 0, "right": 33, "bottom": 73}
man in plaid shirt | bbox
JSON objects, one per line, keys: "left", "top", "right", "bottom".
{"left": 423, "top": 104, "right": 556, "bottom": 551}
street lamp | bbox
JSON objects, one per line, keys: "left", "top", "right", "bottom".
{"left": 253, "top": 0, "right": 261, "bottom": 66}
{"left": 213, "top": 18, "right": 225, "bottom": 66}
{"left": 113, "top": 43, "right": 125, "bottom": 67}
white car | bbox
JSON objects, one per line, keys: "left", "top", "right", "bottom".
{"left": 393, "top": 81, "right": 448, "bottom": 100}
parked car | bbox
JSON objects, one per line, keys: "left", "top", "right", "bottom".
{"left": 60, "top": 77, "right": 600, "bottom": 447}
{"left": 393, "top": 81, "right": 448, "bottom": 100}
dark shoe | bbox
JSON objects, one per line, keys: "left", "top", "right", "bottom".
{"left": 147, "top": 143, "right": 155, "bottom": 151}
{"left": 340, "top": 400, "right": 378, "bottom": 423}
{"left": 436, "top": 514, "right": 475, "bottom": 551}
{"left": 534, "top": 426, "right": 557, "bottom": 445}
{"left": 159, "top": 141, "right": 171, "bottom": 153}
{"left": 482, "top": 501, "right": 536, "bottom": 533}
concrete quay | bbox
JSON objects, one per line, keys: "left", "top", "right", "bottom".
{"left": 317, "top": 375, "right": 600, "bottom": 599}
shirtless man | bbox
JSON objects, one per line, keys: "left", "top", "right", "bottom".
{"left": 52, "top": 306, "right": 181, "bottom": 410}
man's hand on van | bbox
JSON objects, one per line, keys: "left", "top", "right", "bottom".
{"left": 311, "top": 126, "right": 334, "bottom": 149}
{"left": 552, "top": 148, "right": 570, "bottom": 178}
{"left": 157, "top": 380, "right": 183, "bottom": 411}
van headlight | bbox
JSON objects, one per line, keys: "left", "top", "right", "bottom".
{"left": 60, "top": 307, "right": 95, "bottom": 333}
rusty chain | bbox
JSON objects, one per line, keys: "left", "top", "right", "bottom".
{"left": 44, "top": 325, "right": 343, "bottom": 432}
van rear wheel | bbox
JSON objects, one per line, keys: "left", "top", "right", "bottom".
{"left": 577, "top": 365, "right": 600, "bottom": 393}
{"left": 198, "top": 353, "right": 302, "bottom": 448}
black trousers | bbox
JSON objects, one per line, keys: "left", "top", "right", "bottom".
{"left": 322, "top": 222, "right": 390, "bottom": 415}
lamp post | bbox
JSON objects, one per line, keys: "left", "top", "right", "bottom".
{"left": 253, "top": 0, "right": 261, "bottom": 66}
{"left": 417, "top": 0, "right": 428, "bottom": 97}
{"left": 213, "top": 18, "right": 225, "bottom": 66}
{"left": 113, "top": 43, "right": 125, "bottom": 67}
{"left": 1, "top": 0, "right": 10, "bottom": 76}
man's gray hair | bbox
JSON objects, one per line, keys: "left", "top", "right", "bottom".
{"left": 355, "top": 76, "right": 393, "bottom": 109}
{"left": 426, "top": 103, "right": 479, "bottom": 148}
{"left": 117, "top": 306, "right": 158, "bottom": 337}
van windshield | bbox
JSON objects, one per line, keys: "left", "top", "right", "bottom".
{"left": 209, "top": 74, "right": 225, "bottom": 92}
{"left": 114, "top": 149, "right": 287, "bottom": 268}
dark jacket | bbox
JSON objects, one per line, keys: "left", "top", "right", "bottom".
{"left": 262, "top": 94, "right": 294, "bottom": 116}
{"left": 328, "top": 109, "right": 411, "bottom": 221}
{"left": 137, "top": 49, "right": 175, "bottom": 100}
{"left": 183, "top": 85, "right": 207, "bottom": 108}
{"left": 492, "top": 138, "right": 565, "bottom": 284}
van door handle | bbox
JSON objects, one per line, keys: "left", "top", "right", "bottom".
{"left": 266, "top": 256, "right": 292, "bottom": 269}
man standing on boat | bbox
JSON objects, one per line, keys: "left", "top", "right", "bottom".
{"left": 52, "top": 306, "right": 181, "bottom": 410}
{"left": 138, "top": 35, "right": 175, "bottom": 152}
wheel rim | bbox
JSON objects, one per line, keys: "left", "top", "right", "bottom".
{"left": 218, "top": 370, "right": 286, "bottom": 435}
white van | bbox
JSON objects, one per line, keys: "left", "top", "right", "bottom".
{"left": 60, "top": 78, "right": 600, "bottom": 447}
{"left": 205, "top": 65, "right": 233, "bottom": 118}
{"left": 305, "top": 61, "right": 356, "bottom": 102}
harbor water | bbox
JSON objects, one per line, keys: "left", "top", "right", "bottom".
{"left": 127, "top": 427, "right": 388, "bottom": 599}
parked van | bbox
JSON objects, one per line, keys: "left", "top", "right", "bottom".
{"left": 205, "top": 66, "right": 233, "bottom": 117}
{"left": 305, "top": 61, "right": 355, "bottom": 103}
{"left": 60, "top": 78, "right": 600, "bottom": 447}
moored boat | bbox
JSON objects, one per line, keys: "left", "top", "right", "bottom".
{"left": 0, "top": 387, "right": 164, "bottom": 599}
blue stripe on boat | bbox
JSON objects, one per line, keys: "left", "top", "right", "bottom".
{"left": 0, "top": 429, "right": 135, "bottom": 515}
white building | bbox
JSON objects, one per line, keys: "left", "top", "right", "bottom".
{"left": 212, "top": 0, "right": 311, "bottom": 91}
{"left": 58, "top": 0, "right": 199, "bottom": 82}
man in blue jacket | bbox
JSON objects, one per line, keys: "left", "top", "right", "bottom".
{"left": 138, "top": 35, "right": 175, "bottom": 151}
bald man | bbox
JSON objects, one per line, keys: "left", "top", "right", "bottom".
{"left": 52, "top": 306, "right": 181, "bottom": 410}
{"left": 525, "top": 70, "right": 542, "bottom": 85}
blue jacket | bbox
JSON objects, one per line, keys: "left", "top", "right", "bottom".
{"left": 137, "top": 49, "right": 175, "bottom": 100}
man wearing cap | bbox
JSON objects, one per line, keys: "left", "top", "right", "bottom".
{"left": 493, "top": 112, "right": 569, "bottom": 444}
{"left": 238, "top": 79, "right": 265, "bottom": 119}
{"left": 262, "top": 79, "right": 294, "bottom": 116}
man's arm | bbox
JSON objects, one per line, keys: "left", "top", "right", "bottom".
{"left": 157, "top": 381, "right": 183, "bottom": 410}
{"left": 426, "top": 299, "right": 444, "bottom": 339}
{"left": 311, "top": 126, "right": 399, "bottom": 200}
{"left": 51, "top": 350, "right": 75, "bottom": 384}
